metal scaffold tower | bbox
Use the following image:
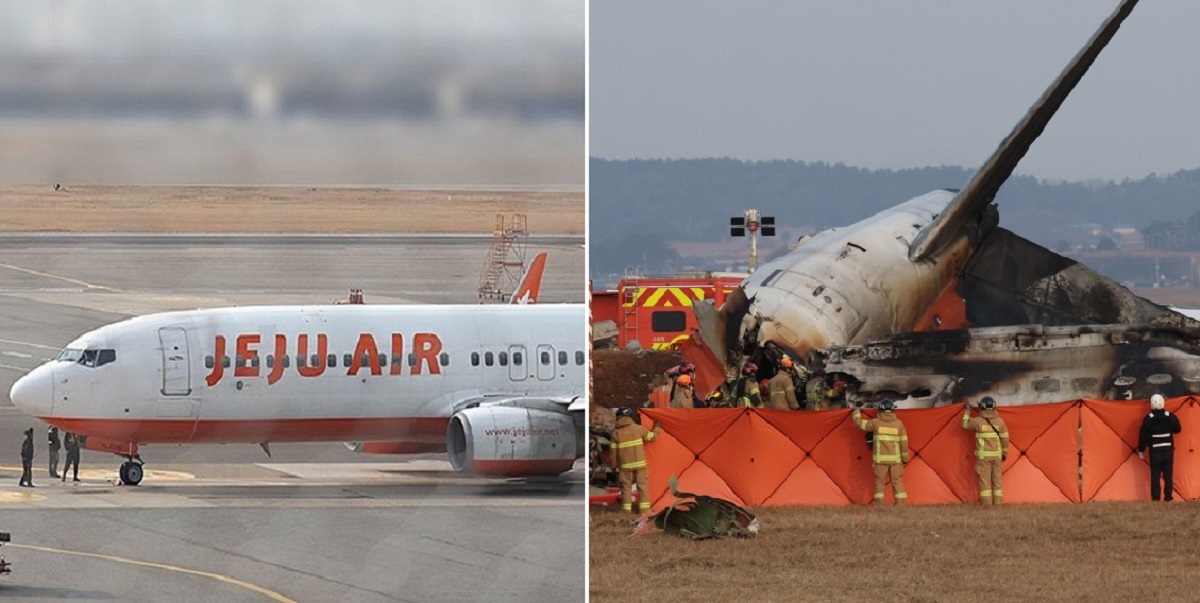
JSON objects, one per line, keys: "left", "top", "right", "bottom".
{"left": 478, "top": 213, "right": 528, "bottom": 303}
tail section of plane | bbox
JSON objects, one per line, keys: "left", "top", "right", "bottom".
{"left": 510, "top": 251, "right": 548, "bottom": 304}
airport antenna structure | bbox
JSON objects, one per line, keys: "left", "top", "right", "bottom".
{"left": 730, "top": 209, "right": 775, "bottom": 273}
{"left": 478, "top": 213, "right": 529, "bottom": 303}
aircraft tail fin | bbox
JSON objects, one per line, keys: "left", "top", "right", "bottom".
{"left": 510, "top": 252, "right": 548, "bottom": 304}
{"left": 909, "top": 0, "right": 1140, "bottom": 262}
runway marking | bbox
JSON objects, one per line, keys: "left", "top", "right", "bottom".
{"left": 0, "top": 491, "right": 46, "bottom": 503}
{"left": 8, "top": 543, "right": 299, "bottom": 603}
{"left": 0, "top": 337, "right": 59, "bottom": 350}
{"left": 1, "top": 351, "right": 32, "bottom": 358}
{"left": 93, "top": 467, "right": 196, "bottom": 482}
{"left": 0, "top": 363, "right": 33, "bottom": 372}
{"left": 0, "top": 466, "right": 195, "bottom": 482}
{"left": 0, "top": 262, "right": 126, "bottom": 293}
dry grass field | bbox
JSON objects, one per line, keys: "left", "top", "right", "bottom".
{"left": 0, "top": 184, "right": 582, "bottom": 234}
{"left": 591, "top": 502, "right": 1200, "bottom": 602}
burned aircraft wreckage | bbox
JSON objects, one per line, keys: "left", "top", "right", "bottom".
{"left": 813, "top": 227, "right": 1200, "bottom": 407}
{"left": 688, "top": 0, "right": 1200, "bottom": 407}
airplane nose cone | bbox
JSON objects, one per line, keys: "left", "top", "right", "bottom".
{"left": 10, "top": 365, "right": 53, "bottom": 417}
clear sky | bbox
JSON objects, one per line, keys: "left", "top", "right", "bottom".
{"left": 590, "top": 1, "right": 1200, "bottom": 182}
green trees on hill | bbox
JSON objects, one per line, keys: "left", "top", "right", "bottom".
{"left": 589, "top": 157, "right": 1200, "bottom": 276}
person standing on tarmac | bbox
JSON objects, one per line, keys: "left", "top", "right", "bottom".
{"left": 62, "top": 431, "right": 81, "bottom": 482}
{"left": 1138, "top": 393, "right": 1181, "bottom": 502}
{"left": 609, "top": 407, "right": 661, "bottom": 513}
{"left": 19, "top": 427, "right": 35, "bottom": 487}
{"left": 47, "top": 426, "right": 61, "bottom": 479}
{"left": 962, "top": 396, "right": 1010, "bottom": 506}
{"left": 853, "top": 399, "right": 909, "bottom": 505}
{"left": 767, "top": 356, "right": 802, "bottom": 410}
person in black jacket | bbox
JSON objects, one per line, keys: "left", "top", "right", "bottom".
{"left": 19, "top": 428, "right": 34, "bottom": 488}
{"left": 62, "top": 431, "right": 82, "bottom": 482}
{"left": 1138, "top": 394, "right": 1182, "bottom": 502}
{"left": 47, "top": 426, "right": 61, "bottom": 479}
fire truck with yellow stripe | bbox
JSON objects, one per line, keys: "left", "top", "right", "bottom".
{"left": 591, "top": 274, "right": 744, "bottom": 351}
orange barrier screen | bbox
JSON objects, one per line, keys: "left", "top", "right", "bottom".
{"left": 639, "top": 397, "right": 1198, "bottom": 509}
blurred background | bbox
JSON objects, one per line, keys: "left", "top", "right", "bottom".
{"left": 0, "top": 0, "right": 584, "bottom": 186}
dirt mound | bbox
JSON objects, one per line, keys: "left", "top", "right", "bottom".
{"left": 592, "top": 348, "right": 682, "bottom": 410}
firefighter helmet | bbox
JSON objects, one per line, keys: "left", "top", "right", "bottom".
{"left": 616, "top": 407, "right": 635, "bottom": 418}
{"left": 741, "top": 362, "right": 758, "bottom": 377}
{"left": 878, "top": 398, "right": 896, "bottom": 412}
{"left": 979, "top": 396, "right": 997, "bottom": 410}
{"left": 676, "top": 374, "right": 693, "bottom": 386}
{"left": 779, "top": 355, "right": 794, "bottom": 369}
{"left": 1151, "top": 394, "right": 1165, "bottom": 410}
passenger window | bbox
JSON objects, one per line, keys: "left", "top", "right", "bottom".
{"left": 377, "top": 354, "right": 386, "bottom": 367}
{"left": 297, "top": 355, "right": 307, "bottom": 368}
{"left": 558, "top": 351, "right": 567, "bottom": 366}
{"left": 471, "top": 352, "right": 480, "bottom": 366}
{"left": 327, "top": 354, "right": 337, "bottom": 368}
{"left": 540, "top": 351, "right": 550, "bottom": 365}
{"left": 440, "top": 352, "right": 450, "bottom": 366}
{"left": 408, "top": 353, "right": 417, "bottom": 367}
{"left": 206, "top": 355, "right": 215, "bottom": 369}
{"left": 281, "top": 355, "right": 290, "bottom": 368}
{"left": 499, "top": 351, "right": 508, "bottom": 366}
{"left": 360, "top": 355, "right": 370, "bottom": 368}
{"left": 343, "top": 354, "right": 353, "bottom": 367}
{"left": 222, "top": 356, "right": 231, "bottom": 368}
{"left": 485, "top": 352, "right": 494, "bottom": 367}
{"left": 266, "top": 355, "right": 274, "bottom": 368}
{"left": 311, "top": 355, "right": 320, "bottom": 368}
{"left": 97, "top": 349, "right": 116, "bottom": 366}
{"left": 513, "top": 352, "right": 523, "bottom": 366}
{"left": 392, "top": 355, "right": 404, "bottom": 367}
{"left": 235, "top": 356, "right": 247, "bottom": 368}
{"left": 250, "top": 356, "right": 260, "bottom": 368}
{"left": 575, "top": 351, "right": 584, "bottom": 365}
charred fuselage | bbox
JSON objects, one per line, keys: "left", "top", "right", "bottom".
{"left": 815, "top": 324, "right": 1200, "bottom": 408}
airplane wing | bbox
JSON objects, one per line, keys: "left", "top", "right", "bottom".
{"left": 908, "top": 0, "right": 1140, "bottom": 262}
{"left": 510, "top": 251, "right": 548, "bottom": 304}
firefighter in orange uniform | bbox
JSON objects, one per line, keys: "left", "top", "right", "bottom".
{"left": 735, "top": 363, "right": 762, "bottom": 408}
{"left": 853, "top": 398, "right": 909, "bottom": 505}
{"left": 962, "top": 396, "right": 1010, "bottom": 505}
{"left": 767, "top": 356, "right": 802, "bottom": 410}
{"left": 670, "top": 374, "right": 698, "bottom": 408}
{"left": 610, "top": 407, "right": 661, "bottom": 513}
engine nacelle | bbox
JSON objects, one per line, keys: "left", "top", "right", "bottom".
{"left": 345, "top": 441, "right": 447, "bottom": 455}
{"left": 447, "top": 406, "right": 577, "bottom": 476}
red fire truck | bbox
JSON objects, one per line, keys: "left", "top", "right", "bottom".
{"left": 591, "top": 273, "right": 745, "bottom": 351}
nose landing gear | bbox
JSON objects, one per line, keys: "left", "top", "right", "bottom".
{"left": 118, "top": 458, "right": 144, "bottom": 486}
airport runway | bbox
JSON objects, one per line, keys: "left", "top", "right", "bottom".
{"left": 0, "top": 232, "right": 586, "bottom": 602}
{"left": 0, "top": 459, "right": 585, "bottom": 603}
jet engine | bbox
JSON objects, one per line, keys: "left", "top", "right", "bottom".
{"left": 447, "top": 405, "right": 577, "bottom": 476}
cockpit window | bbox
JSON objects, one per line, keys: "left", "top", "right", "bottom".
{"left": 97, "top": 349, "right": 116, "bottom": 366}
{"left": 57, "top": 348, "right": 116, "bottom": 368}
{"left": 56, "top": 348, "right": 84, "bottom": 362}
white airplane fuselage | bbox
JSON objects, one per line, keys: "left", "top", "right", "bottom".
{"left": 10, "top": 304, "right": 586, "bottom": 473}
{"left": 739, "top": 190, "right": 971, "bottom": 359}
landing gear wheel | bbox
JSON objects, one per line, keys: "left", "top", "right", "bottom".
{"left": 119, "top": 461, "right": 144, "bottom": 486}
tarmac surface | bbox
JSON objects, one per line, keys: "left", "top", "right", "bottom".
{"left": 0, "top": 232, "right": 586, "bottom": 602}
